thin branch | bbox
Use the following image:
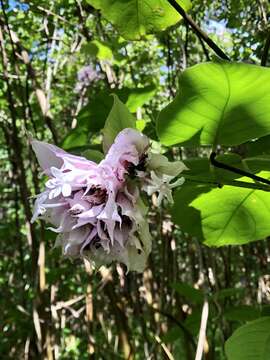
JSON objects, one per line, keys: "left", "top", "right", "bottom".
{"left": 0, "top": 7, "right": 59, "bottom": 143}
{"left": 167, "top": 0, "right": 230, "bottom": 61}
{"left": 149, "top": 305, "right": 196, "bottom": 350}
{"left": 210, "top": 152, "right": 270, "bottom": 186}
{"left": 185, "top": 174, "right": 270, "bottom": 192}
{"left": 261, "top": 31, "right": 270, "bottom": 66}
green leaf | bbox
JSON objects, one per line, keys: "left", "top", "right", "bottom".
{"left": 82, "top": 149, "right": 104, "bottom": 163}
{"left": 225, "top": 317, "right": 270, "bottom": 360}
{"left": 183, "top": 154, "right": 244, "bottom": 182}
{"left": 213, "top": 288, "right": 245, "bottom": 301}
{"left": 171, "top": 282, "right": 204, "bottom": 304}
{"left": 123, "top": 84, "right": 156, "bottom": 112}
{"left": 224, "top": 305, "right": 260, "bottom": 322}
{"left": 77, "top": 91, "right": 113, "bottom": 132}
{"left": 102, "top": 94, "right": 135, "bottom": 153}
{"left": 157, "top": 62, "right": 270, "bottom": 147}
{"left": 78, "top": 86, "right": 156, "bottom": 133}
{"left": 61, "top": 129, "right": 88, "bottom": 150}
{"left": 86, "top": 0, "right": 191, "bottom": 40}
{"left": 82, "top": 40, "right": 113, "bottom": 60}
{"left": 184, "top": 309, "right": 202, "bottom": 336}
{"left": 246, "top": 135, "right": 270, "bottom": 157}
{"left": 162, "top": 326, "right": 183, "bottom": 344}
{"left": 172, "top": 173, "right": 270, "bottom": 246}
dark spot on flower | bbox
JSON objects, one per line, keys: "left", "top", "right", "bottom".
{"left": 85, "top": 186, "right": 107, "bottom": 205}
{"left": 137, "top": 249, "right": 142, "bottom": 255}
{"left": 127, "top": 153, "right": 148, "bottom": 178}
{"left": 92, "top": 235, "right": 102, "bottom": 250}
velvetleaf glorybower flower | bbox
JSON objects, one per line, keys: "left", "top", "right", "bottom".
{"left": 31, "top": 128, "right": 187, "bottom": 272}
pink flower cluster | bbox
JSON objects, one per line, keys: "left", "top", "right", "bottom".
{"left": 31, "top": 128, "right": 186, "bottom": 272}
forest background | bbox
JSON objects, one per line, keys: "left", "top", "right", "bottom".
{"left": 1, "top": 0, "right": 270, "bottom": 359}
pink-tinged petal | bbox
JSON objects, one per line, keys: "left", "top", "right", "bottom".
{"left": 32, "top": 139, "right": 97, "bottom": 175}
{"left": 55, "top": 227, "right": 90, "bottom": 257}
{"left": 108, "top": 128, "right": 149, "bottom": 157}
{"left": 72, "top": 204, "right": 104, "bottom": 229}
{"left": 101, "top": 128, "right": 149, "bottom": 181}
{"left": 77, "top": 204, "right": 104, "bottom": 219}
{"left": 62, "top": 156, "right": 97, "bottom": 171}
{"left": 47, "top": 211, "right": 76, "bottom": 233}
{"left": 80, "top": 227, "right": 98, "bottom": 254}
{"left": 31, "top": 140, "right": 66, "bottom": 174}
{"left": 97, "top": 193, "right": 122, "bottom": 243}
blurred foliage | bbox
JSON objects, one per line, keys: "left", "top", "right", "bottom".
{"left": 0, "top": 0, "right": 270, "bottom": 359}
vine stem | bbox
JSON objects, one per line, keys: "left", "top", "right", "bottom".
{"left": 184, "top": 175, "right": 270, "bottom": 192}
{"left": 261, "top": 31, "right": 270, "bottom": 66}
{"left": 210, "top": 152, "right": 270, "bottom": 186}
{"left": 167, "top": 0, "right": 230, "bottom": 61}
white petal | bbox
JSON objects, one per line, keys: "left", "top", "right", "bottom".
{"left": 62, "top": 183, "right": 72, "bottom": 197}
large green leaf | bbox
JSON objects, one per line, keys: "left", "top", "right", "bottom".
{"left": 86, "top": 0, "right": 191, "bottom": 40}
{"left": 224, "top": 305, "right": 260, "bottom": 322}
{"left": 172, "top": 172, "right": 270, "bottom": 246}
{"left": 157, "top": 62, "right": 270, "bottom": 147}
{"left": 102, "top": 94, "right": 135, "bottom": 153}
{"left": 225, "top": 317, "right": 270, "bottom": 360}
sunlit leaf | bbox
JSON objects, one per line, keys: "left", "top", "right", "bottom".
{"left": 86, "top": 0, "right": 191, "bottom": 40}
{"left": 82, "top": 40, "right": 113, "bottom": 60}
{"left": 157, "top": 62, "right": 270, "bottom": 147}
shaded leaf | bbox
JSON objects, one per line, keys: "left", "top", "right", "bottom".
{"left": 224, "top": 305, "right": 260, "bottom": 322}
{"left": 172, "top": 282, "right": 204, "bottom": 304}
{"left": 172, "top": 173, "right": 270, "bottom": 246}
{"left": 102, "top": 94, "right": 135, "bottom": 153}
{"left": 225, "top": 317, "right": 270, "bottom": 360}
{"left": 82, "top": 149, "right": 104, "bottom": 163}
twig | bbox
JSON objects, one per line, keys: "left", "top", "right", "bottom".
{"left": 154, "top": 335, "right": 175, "bottom": 360}
{"left": 167, "top": 0, "right": 230, "bottom": 61}
{"left": 194, "top": 240, "right": 209, "bottom": 360}
{"left": 210, "top": 152, "right": 270, "bottom": 186}
{"left": 261, "top": 31, "right": 270, "bottom": 66}
{"left": 195, "top": 300, "right": 209, "bottom": 360}
{"left": 184, "top": 174, "right": 270, "bottom": 192}
{"left": 149, "top": 305, "right": 196, "bottom": 349}
{"left": 0, "top": 7, "right": 59, "bottom": 143}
